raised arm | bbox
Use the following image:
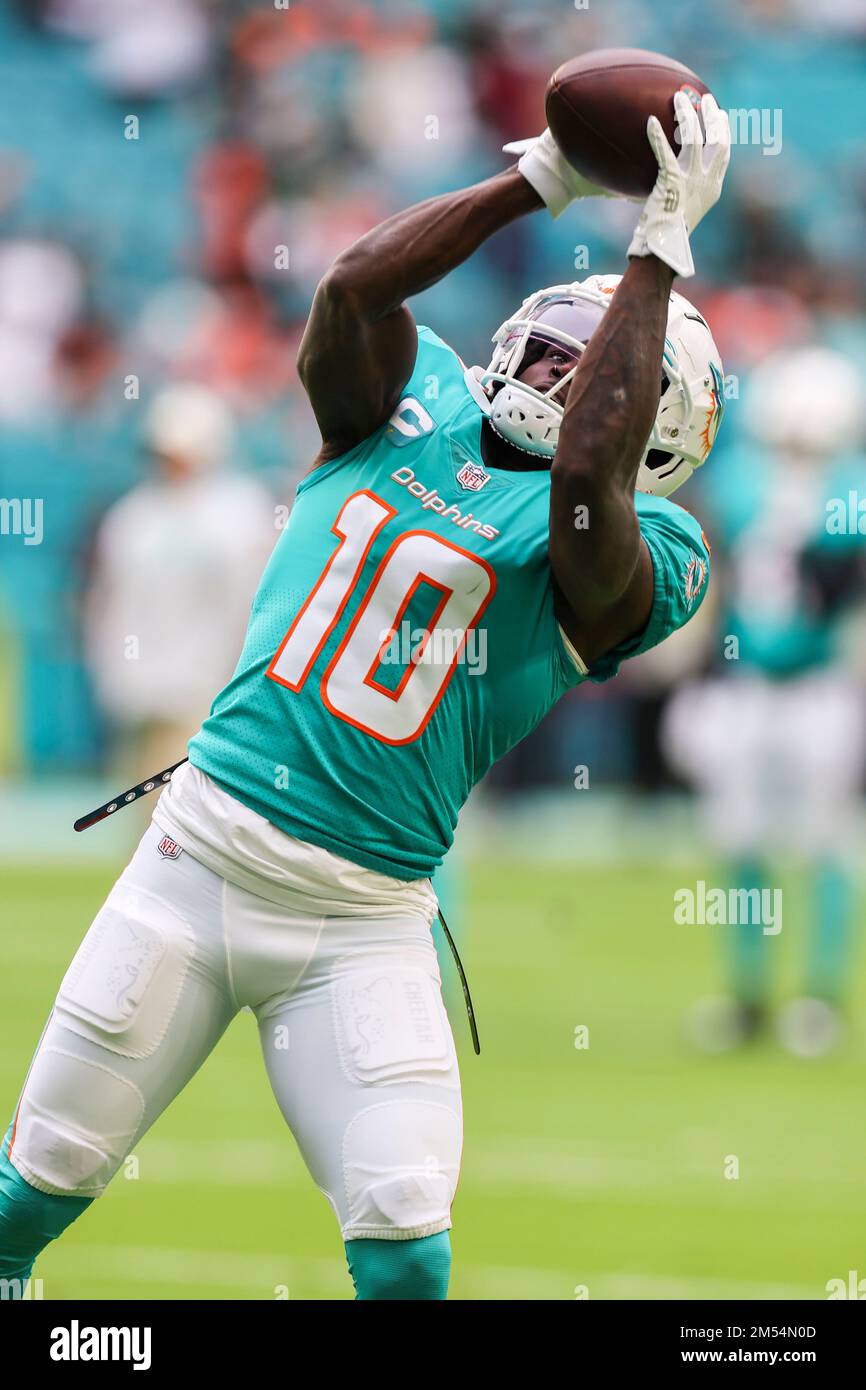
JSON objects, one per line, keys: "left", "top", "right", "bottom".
{"left": 549, "top": 255, "right": 673, "bottom": 662}
{"left": 296, "top": 125, "right": 611, "bottom": 465}
{"left": 296, "top": 170, "right": 542, "bottom": 465}
{"left": 549, "top": 93, "right": 730, "bottom": 665}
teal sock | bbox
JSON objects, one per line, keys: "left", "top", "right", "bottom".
{"left": 0, "top": 1125, "right": 92, "bottom": 1298}
{"left": 345, "top": 1231, "right": 452, "bottom": 1300}
{"left": 728, "top": 859, "right": 771, "bottom": 1006}
{"left": 805, "top": 858, "right": 855, "bottom": 1004}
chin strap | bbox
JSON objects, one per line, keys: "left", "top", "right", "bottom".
{"left": 470, "top": 374, "right": 554, "bottom": 461}
{"left": 486, "top": 416, "right": 553, "bottom": 459}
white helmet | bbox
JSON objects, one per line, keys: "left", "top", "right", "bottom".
{"left": 471, "top": 273, "right": 726, "bottom": 496}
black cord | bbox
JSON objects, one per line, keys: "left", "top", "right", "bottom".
{"left": 437, "top": 906, "right": 481, "bottom": 1056}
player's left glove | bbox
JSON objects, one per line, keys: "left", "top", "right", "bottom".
{"left": 628, "top": 90, "right": 731, "bottom": 279}
{"left": 504, "top": 128, "right": 615, "bottom": 218}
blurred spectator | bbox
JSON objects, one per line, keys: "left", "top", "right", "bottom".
{"left": 45, "top": 0, "right": 213, "bottom": 97}
{"left": 83, "top": 382, "right": 275, "bottom": 785}
{"left": 0, "top": 238, "right": 85, "bottom": 422}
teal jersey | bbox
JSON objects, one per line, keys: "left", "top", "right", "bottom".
{"left": 190, "top": 326, "right": 710, "bottom": 879}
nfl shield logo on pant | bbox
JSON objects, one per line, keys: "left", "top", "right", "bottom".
{"left": 157, "top": 835, "right": 182, "bottom": 859}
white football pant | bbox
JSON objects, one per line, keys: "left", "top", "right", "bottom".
{"left": 7, "top": 822, "right": 463, "bottom": 1242}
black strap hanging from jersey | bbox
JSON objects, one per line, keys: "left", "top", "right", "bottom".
{"left": 74, "top": 757, "right": 189, "bottom": 831}
{"left": 436, "top": 905, "right": 480, "bottom": 1055}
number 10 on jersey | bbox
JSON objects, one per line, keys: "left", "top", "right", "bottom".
{"left": 266, "top": 489, "right": 495, "bottom": 744}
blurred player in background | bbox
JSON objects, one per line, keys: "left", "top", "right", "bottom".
{"left": 664, "top": 346, "right": 866, "bottom": 1056}
{"left": 84, "top": 383, "right": 275, "bottom": 791}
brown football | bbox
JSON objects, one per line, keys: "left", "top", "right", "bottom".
{"left": 545, "top": 48, "right": 711, "bottom": 198}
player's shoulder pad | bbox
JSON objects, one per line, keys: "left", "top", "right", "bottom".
{"left": 636, "top": 490, "right": 712, "bottom": 625}
{"left": 392, "top": 325, "right": 477, "bottom": 429}
{"left": 584, "top": 492, "right": 711, "bottom": 683}
{"left": 636, "top": 491, "right": 711, "bottom": 553}
{"left": 415, "top": 324, "right": 467, "bottom": 365}
{"left": 408, "top": 325, "right": 471, "bottom": 387}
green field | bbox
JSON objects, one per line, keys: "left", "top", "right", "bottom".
{"left": 2, "top": 858, "right": 864, "bottom": 1301}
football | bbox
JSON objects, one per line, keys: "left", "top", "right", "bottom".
{"left": 545, "top": 47, "right": 711, "bottom": 198}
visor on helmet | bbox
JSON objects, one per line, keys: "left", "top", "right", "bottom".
{"left": 476, "top": 285, "right": 610, "bottom": 457}
{"left": 496, "top": 295, "right": 606, "bottom": 404}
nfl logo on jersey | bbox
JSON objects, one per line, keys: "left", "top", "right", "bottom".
{"left": 456, "top": 461, "right": 490, "bottom": 492}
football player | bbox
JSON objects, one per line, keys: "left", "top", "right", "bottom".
{"left": 0, "top": 94, "right": 729, "bottom": 1299}
{"left": 663, "top": 345, "right": 866, "bottom": 1056}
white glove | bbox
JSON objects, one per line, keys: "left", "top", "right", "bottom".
{"left": 628, "top": 91, "right": 731, "bottom": 278}
{"left": 504, "top": 128, "right": 614, "bottom": 218}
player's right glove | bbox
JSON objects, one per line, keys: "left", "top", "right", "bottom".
{"left": 628, "top": 90, "right": 731, "bottom": 278}
{"left": 504, "top": 128, "right": 615, "bottom": 218}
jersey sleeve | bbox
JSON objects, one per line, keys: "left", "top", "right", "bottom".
{"left": 583, "top": 497, "right": 711, "bottom": 683}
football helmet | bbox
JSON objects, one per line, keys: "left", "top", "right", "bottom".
{"left": 470, "top": 273, "right": 726, "bottom": 496}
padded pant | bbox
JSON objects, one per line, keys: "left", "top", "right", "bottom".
{"left": 5, "top": 821, "right": 462, "bottom": 1250}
